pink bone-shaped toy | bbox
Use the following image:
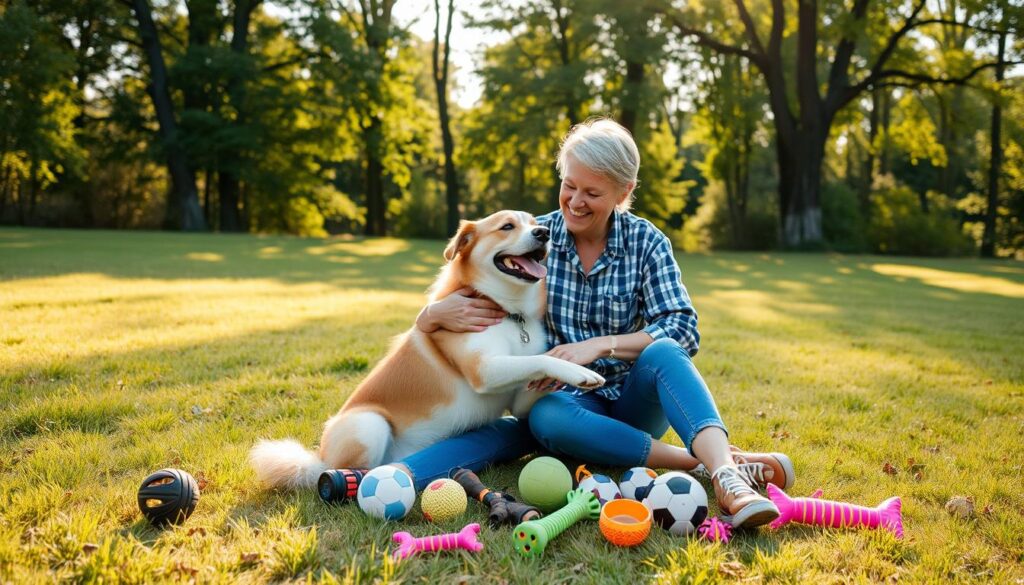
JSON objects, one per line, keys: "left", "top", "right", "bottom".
{"left": 767, "top": 484, "right": 903, "bottom": 539}
{"left": 391, "top": 523, "right": 484, "bottom": 561}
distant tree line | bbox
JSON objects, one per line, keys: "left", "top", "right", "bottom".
{"left": 0, "top": 0, "right": 1021, "bottom": 257}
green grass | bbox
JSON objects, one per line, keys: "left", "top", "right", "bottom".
{"left": 1, "top": 227, "right": 1022, "bottom": 583}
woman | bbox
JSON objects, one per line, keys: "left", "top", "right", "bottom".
{"left": 338, "top": 120, "right": 793, "bottom": 528}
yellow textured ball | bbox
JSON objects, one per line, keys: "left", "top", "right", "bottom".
{"left": 420, "top": 479, "right": 467, "bottom": 522}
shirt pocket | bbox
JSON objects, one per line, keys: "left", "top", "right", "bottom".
{"left": 602, "top": 292, "right": 640, "bottom": 333}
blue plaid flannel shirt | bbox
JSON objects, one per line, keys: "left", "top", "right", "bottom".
{"left": 537, "top": 210, "right": 700, "bottom": 400}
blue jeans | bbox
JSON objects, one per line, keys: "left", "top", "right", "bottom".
{"left": 529, "top": 338, "right": 727, "bottom": 466}
{"left": 398, "top": 416, "right": 538, "bottom": 491}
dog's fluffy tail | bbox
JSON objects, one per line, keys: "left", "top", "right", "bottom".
{"left": 249, "top": 439, "right": 328, "bottom": 489}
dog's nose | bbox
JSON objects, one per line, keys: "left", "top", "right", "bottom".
{"left": 532, "top": 226, "right": 550, "bottom": 243}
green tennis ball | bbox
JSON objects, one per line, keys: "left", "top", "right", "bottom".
{"left": 518, "top": 456, "right": 572, "bottom": 513}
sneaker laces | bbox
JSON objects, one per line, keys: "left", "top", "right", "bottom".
{"left": 692, "top": 462, "right": 767, "bottom": 489}
{"left": 712, "top": 466, "right": 758, "bottom": 498}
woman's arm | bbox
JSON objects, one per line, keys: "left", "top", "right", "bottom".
{"left": 639, "top": 234, "right": 700, "bottom": 356}
{"left": 415, "top": 287, "right": 507, "bottom": 333}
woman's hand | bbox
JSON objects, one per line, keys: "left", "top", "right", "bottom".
{"left": 416, "top": 287, "right": 506, "bottom": 333}
{"left": 527, "top": 338, "right": 610, "bottom": 391}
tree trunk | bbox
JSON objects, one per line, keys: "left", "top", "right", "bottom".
{"left": 433, "top": 0, "right": 460, "bottom": 237}
{"left": 981, "top": 30, "right": 1006, "bottom": 258}
{"left": 364, "top": 118, "right": 386, "bottom": 236}
{"left": 130, "top": 0, "right": 206, "bottom": 231}
{"left": 778, "top": 130, "right": 826, "bottom": 247}
{"left": 218, "top": 0, "right": 259, "bottom": 233}
{"left": 619, "top": 59, "right": 645, "bottom": 136}
{"left": 861, "top": 87, "right": 879, "bottom": 214}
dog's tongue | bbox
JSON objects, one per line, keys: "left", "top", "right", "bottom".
{"left": 510, "top": 255, "right": 547, "bottom": 279}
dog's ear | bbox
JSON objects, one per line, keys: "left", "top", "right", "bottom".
{"left": 444, "top": 220, "right": 476, "bottom": 261}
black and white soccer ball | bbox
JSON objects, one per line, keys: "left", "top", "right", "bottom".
{"left": 577, "top": 472, "right": 621, "bottom": 506}
{"left": 618, "top": 466, "right": 657, "bottom": 501}
{"left": 642, "top": 471, "right": 708, "bottom": 536}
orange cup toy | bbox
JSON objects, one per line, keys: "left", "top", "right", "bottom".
{"left": 599, "top": 499, "right": 652, "bottom": 547}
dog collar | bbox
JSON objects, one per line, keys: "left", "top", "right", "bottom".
{"left": 507, "top": 314, "right": 530, "bottom": 344}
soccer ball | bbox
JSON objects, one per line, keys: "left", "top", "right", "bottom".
{"left": 642, "top": 471, "right": 708, "bottom": 536}
{"left": 577, "top": 472, "right": 621, "bottom": 506}
{"left": 357, "top": 465, "right": 416, "bottom": 520}
{"left": 619, "top": 467, "right": 657, "bottom": 501}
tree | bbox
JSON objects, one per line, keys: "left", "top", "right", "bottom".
{"left": 0, "top": 1, "right": 82, "bottom": 225}
{"left": 662, "top": 0, "right": 1021, "bottom": 247}
{"left": 126, "top": 0, "right": 206, "bottom": 231}
{"left": 432, "top": 0, "right": 460, "bottom": 236}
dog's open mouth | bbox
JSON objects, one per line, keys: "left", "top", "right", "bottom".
{"left": 494, "top": 247, "right": 548, "bottom": 282}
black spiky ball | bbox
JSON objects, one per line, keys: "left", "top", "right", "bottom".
{"left": 138, "top": 468, "right": 200, "bottom": 526}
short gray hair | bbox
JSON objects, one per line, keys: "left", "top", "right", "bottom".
{"left": 556, "top": 118, "right": 640, "bottom": 212}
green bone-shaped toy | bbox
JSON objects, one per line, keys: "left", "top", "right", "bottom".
{"left": 512, "top": 488, "right": 601, "bottom": 557}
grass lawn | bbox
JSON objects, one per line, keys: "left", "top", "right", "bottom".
{"left": 1, "top": 227, "right": 1022, "bottom": 583}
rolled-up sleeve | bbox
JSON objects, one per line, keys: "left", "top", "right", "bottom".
{"left": 640, "top": 235, "right": 700, "bottom": 356}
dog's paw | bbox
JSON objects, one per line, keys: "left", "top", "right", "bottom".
{"left": 563, "top": 364, "right": 605, "bottom": 390}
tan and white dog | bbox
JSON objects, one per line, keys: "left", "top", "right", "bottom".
{"left": 250, "top": 211, "right": 604, "bottom": 489}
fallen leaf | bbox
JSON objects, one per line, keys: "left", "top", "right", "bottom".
{"left": 913, "top": 471, "right": 924, "bottom": 482}
{"left": 882, "top": 462, "right": 898, "bottom": 475}
{"left": 982, "top": 504, "right": 995, "bottom": 515}
{"left": 945, "top": 496, "right": 975, "bottom": 519}
{"left": 187, "top": 526, "right": 206, "bottom": 537}
{"left": 456, "top": 576, "right": 473, "bottom": 585}
{"left": 984, "top": 379, "right": 993, "bottom": 385}
{"left": 240, "top": 552, "right": 260, "bottom": 565}
{"left": 719, "top": 561, "right": 746, "bottom": 578}
{"left": 173, "top": 561, "right": 198, "bottom": 577}
{"left": 82, "top": 543, "right": 99, "bottom": 554}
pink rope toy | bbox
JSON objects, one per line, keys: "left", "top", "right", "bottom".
{"left": 391, "top": 522, "right": 484, "bottom": 561}
{"left": 767, "top": 484, "right": 904, "bottom": 539}
{"left": 697, "top": 516, "right": 733, "bottom": 543}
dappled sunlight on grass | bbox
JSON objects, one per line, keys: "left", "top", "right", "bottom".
{"left": 305, "top": 238, "right": 411, "bottom": 257}
{"left": 1, "top": 230, "right": 1022, "bottom": 582}
{"left": 1, "top": 271, "right": 423, "bottom": 376}
{"left": 871, "top": 263, "right": 1024, "bottom": 298}
{"left": 184, "top": 252, "right": 225, "bottom": 262}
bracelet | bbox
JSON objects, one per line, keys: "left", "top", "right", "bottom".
{"left": 609, "top": 335, "right": 617, "bottom": 359}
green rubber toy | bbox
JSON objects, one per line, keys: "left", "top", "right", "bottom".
{"left": 511, "top": 488, "right": 601, "bottom": 557}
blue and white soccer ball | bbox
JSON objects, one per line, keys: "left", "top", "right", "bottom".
{"left": 642, "top": 471, "right": 708, "bottom": 536}
{"left": 619, "top": 466, "right": 658, "bottom": 501}
{"left": 357, "top": 465, "right": 416, "bottom": 520}
{"left": 577, "top": 472, "right": 621, "bottom": 506}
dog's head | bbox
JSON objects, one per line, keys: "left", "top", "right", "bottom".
{"left": 443, "top": 211, "right": 550, "bottom": 286}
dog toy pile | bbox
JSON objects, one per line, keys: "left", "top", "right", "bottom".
{"left": 392, "top": 523, "right": 484, "bottom": 561}
{"left": 512, "top": 488, "right": 601, "bottom": 557}
{"left": 767, "top": 485, "right": 904, "bottom": 539}
{"left": 452, "top": 467, "right": 540, "bottom": 527}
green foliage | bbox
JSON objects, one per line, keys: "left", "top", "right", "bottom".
{"left": 868, "top": 183, "right": 975, "bottom": 256}
{"left": 822, "top": 181, "right": 867, "bottom": 253}
{"left": 0, "top": 1, "right": 84, "bottom": 214}
{"left": 682, "top": 181, "right": 777, "bottom": 251}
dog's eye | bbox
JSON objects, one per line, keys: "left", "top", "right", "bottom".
{"left": 500, "top": 223, "right": 515, "bottom": 231}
